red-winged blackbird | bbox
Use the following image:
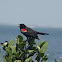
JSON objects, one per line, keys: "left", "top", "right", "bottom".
{"left": 19, "top": 24, "right": 49, "bottom": 40}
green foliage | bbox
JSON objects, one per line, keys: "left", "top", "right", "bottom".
{"left": 0, "top": 58, "right": 2, "bottom": 62}
{"left": 14, "top": 60, "right": 21, "bottom": 62}
{"left": 8, "top": 39, "right": 14, "bottom": 47}
{"left": 1, "top": 35, "right": 49, "bottom": 62}
{"left": 55, "top": 58, "right": 57, "bottom": 62}
{"left": 55, "top": 57, "right": 62, "bottom": 62}
{"left": 25, "top": 56, "right": 32, "bottom": 62}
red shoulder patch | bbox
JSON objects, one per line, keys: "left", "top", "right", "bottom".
{"left": 21, "top": 28, "right": 27, "bottom": 32}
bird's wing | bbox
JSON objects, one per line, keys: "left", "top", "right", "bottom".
{"left": 25, "top": 27, "right": 37, "bottom": 38}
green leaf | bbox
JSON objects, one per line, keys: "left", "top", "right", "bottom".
{"left": 18, "top": 35, "right": 23, "bottom": 42}
{"left": 35, "top": 60, "right": 38, "bottom": 62}
{"left": 16, "top": 42, "right": 26, "bottom": 50}
{"left": 8, "top": 39, "right": 14, "bottom": 47}
{"left": 35, "top": 52, "right": 44, "bottom": 61}
{"left": 26, "top": 43, "right": 28, "bottom": 46}
{"left": 43, "top": 57, "right": 48, "bottom": 61}
{"left": 38, "top": 41, "right": 46, "bottom": 48}
{"left": 35, "top": 55, "right": 40, "bottom": 62}
{"left": 36, "top": 45, "right": 40, "bottom": 51}
{"left": 46, "top": 54, "right": 49, "bottom": 56}
{"left": 0, "top": 58, "right": 2, "bottom": 62}
{"left": 3, "top": 58, "right": 6, "bottom": 62}
{"left": 28, "top": 52, "right": 35, "bottom": 58}
{"left": 14, "top": 60, "right": 21, "bottom": 62}
{"left": 41, "top": 60, "right": 44, "bottom": 62}
{"left": 25, "top": 56, "right": 32, "bottom": 62}
{"left": 38, "top": 53, "right": 44, "bottom": 57}
{"left": 41, "top": 54, "right": 48, "bottom": 61}
{"left": 8, "top": 49, "right": 13, "bottom": 58}
{"left": 28, "top": 50, "right": 34, "bottom": 53}
{"left": 42, "top": 42, "right": 48, "bottom": 53}
{"left": 1, "top": 41, "right": 8, "bottom": 50}
{"left": 11, "top": 46, "right": 16, "bottom": 54}
{"left": 55, "top": 58, "right": 57, "bottom": 62}
{"left": 15, "top": 35, "right": 18, "bottom": 42}
{"left": 15, "top": 35, "right": 23, "bottom": 44}
{"left": 1, "top": 41, "right": 8, "bottom": 47}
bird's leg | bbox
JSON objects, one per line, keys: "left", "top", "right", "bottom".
{"left": 27, "top": 37, "right": 29, "bottom": 40}
{"left": 25, "top": 37, "right": 29, "bottom": 41}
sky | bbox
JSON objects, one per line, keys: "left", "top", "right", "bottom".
{"left": 0, "top": 0, "right": 62, "bottom": 28}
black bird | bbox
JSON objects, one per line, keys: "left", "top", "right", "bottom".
{"left": 19, "top": 24, "right": 49, "bottom": 40}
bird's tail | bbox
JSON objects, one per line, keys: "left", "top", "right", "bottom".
{"left": 37, "top": 32, "right": 49, "bottom": 35}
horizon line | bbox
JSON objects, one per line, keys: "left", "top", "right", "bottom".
{"left": 0, "top": 23, "right": 62, "bottom": 29}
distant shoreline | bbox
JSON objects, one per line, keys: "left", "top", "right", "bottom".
{"left": 0, "top": 24, "right": 62, "bottom": 29}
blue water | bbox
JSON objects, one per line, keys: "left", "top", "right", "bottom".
{"left": 0, "top": 25, "right": 62, "bottom": 62}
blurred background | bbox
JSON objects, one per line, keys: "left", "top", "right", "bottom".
{"left": 0, "top": 0, "right": 62, "bottom": 28}
{"left": 0, "top": 0, "right": 62, "bottom": 62}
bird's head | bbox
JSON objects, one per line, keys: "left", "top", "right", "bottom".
{"left": 19, "top": 24, "right": 26, "bottom": 29}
